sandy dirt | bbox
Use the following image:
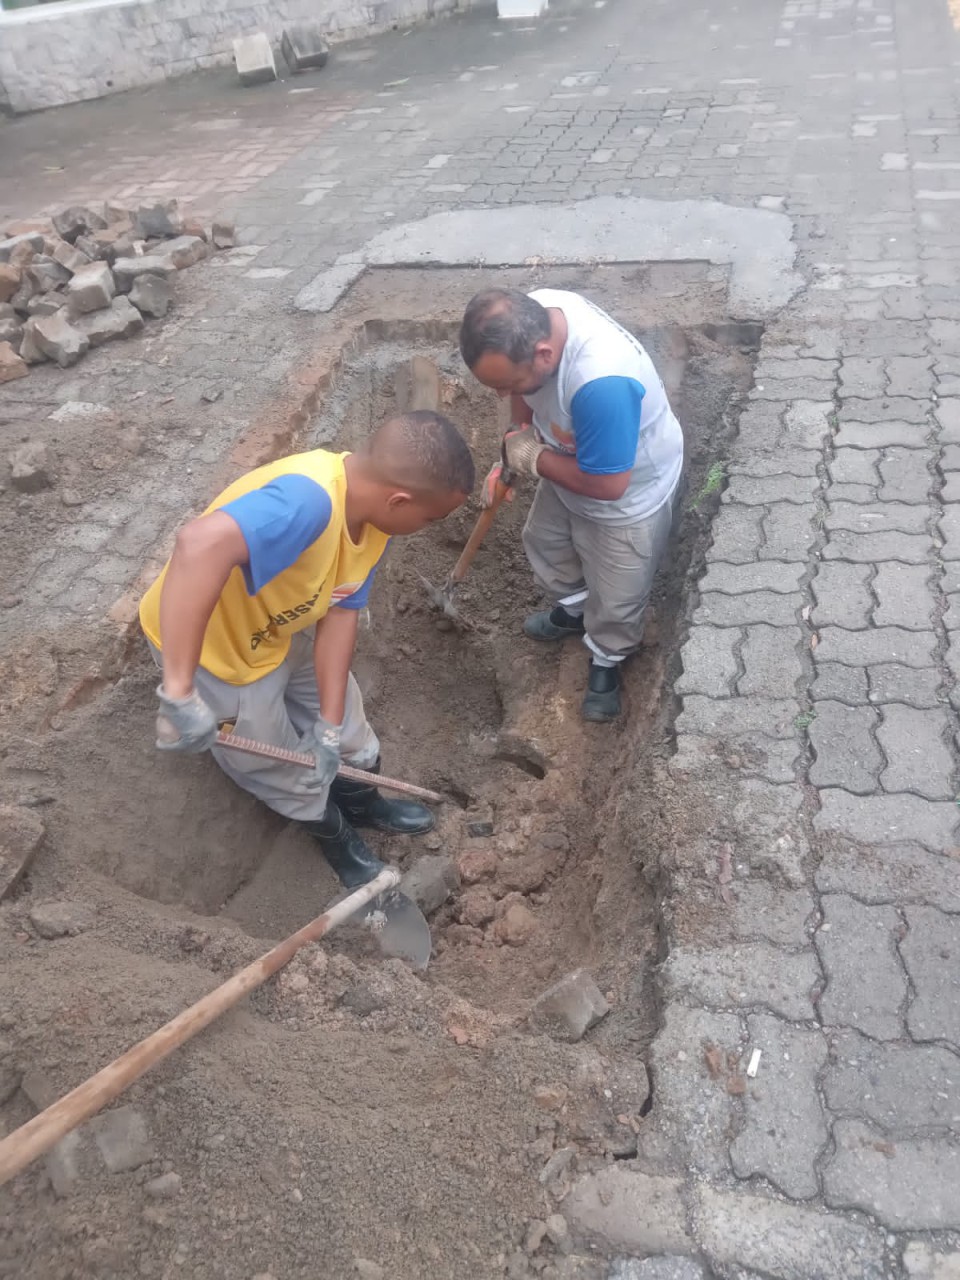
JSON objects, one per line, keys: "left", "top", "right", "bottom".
{"left": 0, "top": 263, "right": 756, "bottom": 1279}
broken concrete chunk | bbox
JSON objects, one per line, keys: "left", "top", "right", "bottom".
{"left": 401, "top": 855, "right": 460, "bottom": 915}
{"left": 75, "top": 295, "right": 144, "bottom": 347}
{"left": 51, "top": 239, "right": 93, "bottom": 273}
{"left": 33, "top": 310, "right": 89, "bottom": 367}
{"left": 112, "top": 254, "right": 175, "bottom": 293}
{"left": 0, "top": 263, "right": 20, "bottom": 304}
{"left": 129, "top": 272, "right": 172, "bottom": 318}
{"left": 281, "top": 25, "right": 330, "bottom": 72}
{"left": 0, "top": 341, "right": 28, "bottom": 383}
{"left": 26, "top": 294, "right": 65, "bottom": 318}
{"left": 160, "top": 235, "right": 207, "bottom": 269}
{"left": 26, "top": 255, "right": 72, "bottom": 293}
{"left": 29, "top": 900, "right": 96, "bottom": 939}
{"left": 9, "top": 440, "right": 54, "bottom": 492}
{"left": 0, "top": 315, "right": 23, "bottom": 348}
{"left": 528, "top": 969, "right": 610, "bottom": 1042}
{"left": 493, "top": 899, "right": 537, "bottom": 947}
{"left": 0, "top": 233, "right": 46, "bottom": 263}
{"left": 146, "top": 1171, "right": 182, "bottom": 1198}
{"left": 211, "top": 216, "right": 236, "bottom": 249}
{"left": 81, "top": 227, "right": 135, "bottom": 265}
{"left": 18, "top": 317, "right": 47, "bottom": 364}
{"left": 0, "top": 806, "right": 44, "bottom": 898}
{"left": 234, "top": 32, "right": 278, "bottom": 86}
{"left": 91, "top": 1105, "right": 154, "bottom": 1172}
{"left": 66, "top": 260, "right": 116, "bottom": 314}
{"left": 52, "top": 205, "right": 108, "bottom": 244}
{"left": 133, "top": 199, "right": 183, "bottom": 240}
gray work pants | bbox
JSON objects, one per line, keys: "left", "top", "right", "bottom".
{"left": 521, "top": 480, "right": 678, "bottom": 664}
{"left": 150, "top": 628, "right": 379, "bottom": 822}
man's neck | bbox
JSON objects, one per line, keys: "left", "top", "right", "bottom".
{"left": 547, "top": 308, "right": 568, "bottom": 368}
{"left": 342, "top": 453, "right": 371, "bottom": 542}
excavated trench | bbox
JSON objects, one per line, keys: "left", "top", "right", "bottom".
{"left": 40, "top": 291, "right": 759, "bottom": 1054}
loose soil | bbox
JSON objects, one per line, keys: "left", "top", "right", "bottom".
{"left": 0, "top": 262, "right": 756, "bottom": 1279}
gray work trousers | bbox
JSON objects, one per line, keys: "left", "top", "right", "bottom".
{"left": 150, "top": 628, "right": 379, "bottom": 822}
{"left": 521, "top": 480, "right": 678, "bottom": 664}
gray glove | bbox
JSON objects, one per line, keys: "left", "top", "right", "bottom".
{"left": 300, "top": 717, "right": 341, "bottom": 790}
{"left": 155, "top": 685, "right": 218, "bottom": 753}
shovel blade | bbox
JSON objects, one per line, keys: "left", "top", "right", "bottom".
{"left": 363, "top": 888, "right": 432, "bottom": 970}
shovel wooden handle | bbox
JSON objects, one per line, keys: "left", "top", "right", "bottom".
{"left": 0, "top": 868, "right": 400, "bottom": 1190}
{"left": 449, "top": 477, "right": 513, "bottom": 587}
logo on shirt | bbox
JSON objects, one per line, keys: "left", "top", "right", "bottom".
{"left": 549, "top": 421, "right": 576, "bottom": 453}
{"left": 248, "top": 582, "right": 362, "bottom": 649}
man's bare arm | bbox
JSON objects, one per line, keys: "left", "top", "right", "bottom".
{"left": 312, "top": 606, "right": 360, "bottom": 728}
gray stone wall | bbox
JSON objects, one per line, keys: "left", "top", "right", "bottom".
{"left": 0, "top": 0, "right": 477, "bottom": 114}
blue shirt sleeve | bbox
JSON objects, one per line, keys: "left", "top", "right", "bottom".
{"left": 333, "top": 561, "right": 380, "bottom": 611}
{"left": 570, "top": 376, "right": 645, "bottom": 475}
{"left": 221, "top": 474, "right": 333, "bottom": 595}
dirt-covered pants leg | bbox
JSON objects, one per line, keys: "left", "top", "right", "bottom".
{"left": 150, "top": 630, "right": 379, "bottom": 822}
{"left": 522, "top": 480, "right": 677, "bottom": 665}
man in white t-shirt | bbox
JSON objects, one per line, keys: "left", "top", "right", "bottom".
{"left": 459, "top": 287, "right": 684, "bottom": 722}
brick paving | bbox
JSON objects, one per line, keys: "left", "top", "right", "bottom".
{"left": 3, "top": 0, "right": 960, "bottom": 1274}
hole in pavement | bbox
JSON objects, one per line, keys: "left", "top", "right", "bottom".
{"left": 42, "top": 268, "right": 760, "bottom": 1059}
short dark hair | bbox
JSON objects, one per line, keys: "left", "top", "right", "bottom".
{"left": 368, "top": 410, "right": 475, "bottom": 496}
{"left": 459, "top": 288, "right": 551, "bottom": 369}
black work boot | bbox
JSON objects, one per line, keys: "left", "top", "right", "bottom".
{"left": 331, "top": 758, "right": 435, "bottom": 836}
{"left": 301, "top": 801, "right": 386, "bottom": 889}
{"left": 523, "top": 604, "right": 587, "bottom": 642}
{"left": 581, "top": 662, "right": 622, "bottom": 723}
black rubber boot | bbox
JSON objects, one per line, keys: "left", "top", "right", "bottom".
{"left": 523, "top": 604, "right": 587, "bottom": 642}
{"left": 581, "top": 662, "right": 622, "bottom": 723}
{"left": 301, "top": 801, "right": 386, "bottom": 889}
{"left": 331, "top": 758, "right": 435, "bottom": 836}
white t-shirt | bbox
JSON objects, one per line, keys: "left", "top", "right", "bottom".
{"left": 523, "top": 289, "right": 684, "bottom": 524}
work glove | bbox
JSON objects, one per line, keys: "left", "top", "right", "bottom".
{"left": 155, "top": 686, "right": 218, "bottom": 753}
{"left": 300, "top": 717, "right": 342, "bottom": 791}
{"left": 502, "top": 427, "right": 546, "bottom": 480}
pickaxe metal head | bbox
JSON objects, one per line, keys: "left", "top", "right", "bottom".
{"left": 416, "top": 570, "right": 462, "bottom": 621}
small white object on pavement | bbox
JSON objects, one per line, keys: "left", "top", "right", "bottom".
{"left": 746, "top": 1048, "right": 762, "bottom": 1078}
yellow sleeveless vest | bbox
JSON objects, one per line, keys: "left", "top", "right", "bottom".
{"left": 139, "top": 450, "right": 388, "bottom": 685}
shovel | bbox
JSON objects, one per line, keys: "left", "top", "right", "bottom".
{"left": 418, "top": 465, "right": 515, "bottom": 622}
{"left": 215, "top": 730, "right": 435, "bottom": 970}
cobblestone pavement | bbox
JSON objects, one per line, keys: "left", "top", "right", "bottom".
{"left": 4, "top": 0, "right": 960, "bottom": 1275}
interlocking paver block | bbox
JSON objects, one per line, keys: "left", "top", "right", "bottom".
{"left": 760, "top": 504, "right": 817, "bottom": 560}
{"left": 823, "top": 530, "right": 931, "bottom": 563}
{"left": 817, "top": 840, "right": 960, "bottom": 912}
{"left": 871, "top": 562, "right": 933, "bottom": 629}
{"left": 808, "top": 701, "right": 882, "bottom": 794}
{"left": 939, "top": 506, "right": 960, "bottom": 561}
{"left": 662, "top": 942, "right": 819, "bottom": 1021}
{"left": 675, "top": 695, "right": 797, "bottom": 741}
{"left": 693, "top": 1183, "right": 886, "bottom": 1280}
{"left": 840, "top": 357, "right": 886, "bottom": 398}
{"left": 737, "top": 625, "right": 801, "bottom": 698}
{"left": 826, "top": 501, "right": 929, "bottom": 536}
{"left": 886, "top": 356, "right": 935, "bottom": 399}
{"left": 829, "top": 447, "right": 880, "bottom": 488}
{"left": 730, "top": 1015, "right": 828, "bottom": 1199}
{"left": 816, "top": 626, "right": 936, "bottom": 668}
{"left": 811, "top": 662, "right": 869, "bottom": 705}
{"left": 693, "top": 591, "right": 800, "bottom": 627}
{"left": 816, "top": 790, "right": 959, "bottom": 851}
{"left": 565, "top": 1167, "right": 692, "bottom": 1255}
{"left": 824, "top": 1031, "right": 960, "bottom": 1131}
{"left": 936, "top": 399, "right": 960, "bottom": 443}
{"left": 783, "top": 400, "right": 834, "bottom": 449}
{"left": 868, "top": 664, "right": 942, "bottom": 709}
{"left": 902, "top": 906, "right": 960, "bottom": 1044}
{"left": 815, "top": 895, "right": 907, "bottom": 1040}
{"left": 810, "top": 562, "right": 873, "bottom": 628}
{"left": 707, "top": 504, "right": 766, "bottom": 563}
{"left": 824, "top": 1119, "right": 960, "bottom": 1230}
{"left": 834, "top": 420, "right": 928, "bottom": 450}
{"left": 675, "top": 627, "right": 739, "bottom": 697}
{"left": 725, "top": 881, "right": 816, "bottom": 948}
{"left": 877, "top": 705, "right": 954, "bottom": 799}
{"left": 878, "top": 447, "right": 933, "bottom": 502}
{"left": 842, "top": 397, "right": 930, "bottom": 425}
{"left": 730, "top": 452, "right": 819, "bottom": 479}
{"left": 698, "top": 561, "right": 805, "bottom": 595}
{"left": 724, "top": 473, "right": 819, "bottom": 505}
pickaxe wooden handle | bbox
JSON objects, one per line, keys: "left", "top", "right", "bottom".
{"left": 448, "top": 469, "right": 514, "bottom": 587}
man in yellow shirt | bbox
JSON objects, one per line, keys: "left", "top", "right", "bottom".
{"left": 139, "top": 411, "right": 474, "bottom": 890}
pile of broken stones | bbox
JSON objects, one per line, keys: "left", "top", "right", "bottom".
{"left": 0, "top": 199, "right": 235, "bottom": 382}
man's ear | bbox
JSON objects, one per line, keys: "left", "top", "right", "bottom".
{"left": 385, "top": 490, "right": 414, "bottom": 509}
{"left": 533, "top": 339, "right": 555, "bottom": 366}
